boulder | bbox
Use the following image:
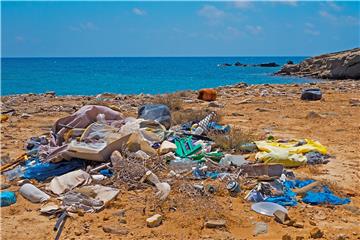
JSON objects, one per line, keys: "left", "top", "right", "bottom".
{"left": 275, "top": 48, "right": 360, "bottom": 80}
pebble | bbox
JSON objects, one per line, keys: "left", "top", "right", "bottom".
{"left": 310, "top": 227, "right": 324, "bottom": 239}
{"left": 255, "top": 107, "right": 272, "bottom": 112}
{"left": 336, "top": 234, "right": 348, "bottom": 240}
{"left": 102, "top": 226, "right": 129, "bottom": 235}
{"left": 306, "top": 111, "right": 323, "bottom": 119}
{"left": 146, "top": 214, "right": 162, "bottom": 228}
{"left": 293, "top": 222, "right": 304, "bottom": 228}
{"left": 295, "top": 237, "right": 305, "bottom": 240}
{"left": 253, "top": 222, "right": 268, "bottom": 236}
{"left": 204, "top": 219, "right": 226, "bottom": 229}
{"left": 274, "top": 210, "right": 290, "bottom": 224}
{"left": 20, "top": 113, "right": 31, "bottom": 119}
{"left": 208, "top": 101, "right": 224, "bottom": 108}
{"left": 309, "top": 220, "right": 317, "bottom": 226}
{"left": 282, "top": 234, "right": 292, "bottom": 240}
{"left": 0, "top": 183, "right": 10, "bottom": 190}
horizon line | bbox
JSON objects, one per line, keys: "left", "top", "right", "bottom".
{"left": 2, "top": 55, "right": 309, "bottom": 58}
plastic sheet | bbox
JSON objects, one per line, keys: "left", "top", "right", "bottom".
{"left": 23, "top": 158, "right": 85, "bottom": 181}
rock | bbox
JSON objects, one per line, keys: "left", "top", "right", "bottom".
{"left": 349, "top": 98, "right": 360, "bottom": 106}
{"left": 282, "top": 234, "right": 292, "bottom": 240}
{"left": 112, "top": 209, "right": 126, "bottom": 217}
{"left": 218, "top": 63, "right": 232, "bottom": 67}
{"left": 146, "top": 214, "right": 162, "bottom": 228}
{"left": 134, "top": 150, "right": 150, "bottom": 160}
{"left": 306, "top": 111, "right": 323, "bottom": 119}
{"left": 20, "top": 113, "right": 32, "bottom": 119}
{"left": 74, "top": 230, "right": 82, "bottom": 236}
{"left": 234, "top": 61, "right": 246, "bottom": 67}
{"left": 254, "top": 222, "right": 268, "bottom": 236}
{"left": 309, "top": 220, "right": 316, "bottom": 226}
{"left": 119, "top": 218, "right": 127, "bottom": 224}
{"left": 231, "top": 112, "right": 244, "bottom": 116}
{"left": 237, "top": 98, "right": 252, "bottom": 104}
{"left": 204, "top": 219, "right": 226, "bottom": 229}
{"left": 0, "top": 183, "right": 10, "bottom": 190}
{"left": 310, "top": 227, "right": 324, "bottom": 239}
{"left": 336, "top": 234, "right": 348, "bottom": 240}
{"left": 301, "top": 88, "right": 322, "bottom": 101}
{"left": 287, "top": 60, "right": 294, "bottom": 64}
{"left": 257, "top": 62, "right": 280, "bottom": 67}
{"left": 275, "top": 48, "right": 360, "bottom": 80}
{"left": 45, "top": 91, "right": 56, "bottom": 97}
{"left": 208, "top": 101, "right": 224, "bottom": 108}
{"left": 295, "top": 237, "right": 305, "bottom": 240}
{"left": 293, "top": 222, "right": 304, "bottom": 228}
{"left": 163, "top": 152, "right": 176, "bottom": 161}
{"left": 256, "top": 107, "right": 271, "bottom": 112}
{"left": 159, "top": 141, "right": 177, "bottom": 155}
{"left": 274, "top": 210, "right": 290, "bottom": 224}
{"left": 102, "top": 226, "right": 129, "bottom": 235}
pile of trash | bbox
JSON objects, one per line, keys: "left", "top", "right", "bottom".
{"left": 0, "top": 103, "right": 350, "bottom": 237}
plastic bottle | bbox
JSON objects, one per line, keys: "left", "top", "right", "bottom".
{"left": 19, "top": 183, "right": 50, "bottom": 203}
{"left": 168, "top": 158, "right": 198, "bottom": 173}
{"left": 3, "top": 166, "right": 25, "bottom": 181}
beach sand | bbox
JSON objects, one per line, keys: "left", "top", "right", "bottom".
{"left": 1, "top": 80, "right": 359, "bottom": 239}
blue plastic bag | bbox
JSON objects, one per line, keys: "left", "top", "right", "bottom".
{"left": 302, "top": 186, "right": 350, "bottom": 205}
{"left": 23, "top": 159, "right": 85, "bottom": 181}
{"left": 0, "top": 191, "right": 16, "bottom": 207}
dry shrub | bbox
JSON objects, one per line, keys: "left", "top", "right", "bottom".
{"left": 209, "top": 128, "right": 257, "bottom": 153}
{"left": 321, "top": 179, "right": 343, "bottom": 195}
{"left": 172, "top": 108, "right": 223, "bottom": 126}
{"left": 151, "top": 94, "right": 183, "bottom": 111}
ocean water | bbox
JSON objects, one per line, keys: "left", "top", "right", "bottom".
{"left": 1, "top": 57, "right": 312, "bottom": 96}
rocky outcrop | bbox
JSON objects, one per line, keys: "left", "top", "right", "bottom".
{"left": 275, "top": 48, "right": 360, "bottom": 80}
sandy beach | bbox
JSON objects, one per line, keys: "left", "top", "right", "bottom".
{"left": 1, "top": 80, "right": 359, "bottom": 240}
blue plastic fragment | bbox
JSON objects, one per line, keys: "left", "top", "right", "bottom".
{"left": 0, "top": 191, "right": 16, "bottom": 207}
{"left": 99, "top": 169, "right": 113, "bottom": 177}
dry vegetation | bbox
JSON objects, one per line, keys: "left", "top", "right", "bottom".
{"left": 209, "top": 128, "right": 258, "bottom": 153}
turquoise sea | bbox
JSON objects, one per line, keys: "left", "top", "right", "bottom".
{"left": 1, "top": 57, "right": 312, "bottom": 96}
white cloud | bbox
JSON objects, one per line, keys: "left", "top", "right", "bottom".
{"left": 132, "top": 7, "right": 146, "bottom": 16}
{"left": 327, "top": 1, "right": 342, "bottom": 11}
{"left": 345, "top": 16, "right": 360, "bottom": 26}
{"left": 198, "top": 5, "right": 225, "bottom": 19}
{"left": 233, "top": 1, "right": 252, "bottom": 9}
{"left": 304, "top": 22, "right": 320, "bottom": 36}
{"left": 226, "top": 26, "right": 243, "bottom": 37}
{"left": 246, "top": 25, "right": 262, "bottom": 35}
{"left": 319, "top": 10, "right": 338, "bottom": 21}
{"left": 69, "top": 22, "right": 98, "bottom": 32}
{"left": 304, "top": 28, "right": 320, "bottom": 36}
{"left": 15, "top": 36, "right": 25, "bottom": 43}
{"left": 278, "top": 0, "right": 298, "bottom": 7}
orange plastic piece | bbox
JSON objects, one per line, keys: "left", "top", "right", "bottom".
{"left": 198, "top": 89, "right": 217, "bottom": 101}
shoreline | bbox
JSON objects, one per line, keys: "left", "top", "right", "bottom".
{"left": 4, "top": 77, "right": 357, "bottom": 99}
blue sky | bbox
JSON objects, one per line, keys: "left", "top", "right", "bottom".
{"left": 2, "top": 1, "right": 359, "bottom": 57}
